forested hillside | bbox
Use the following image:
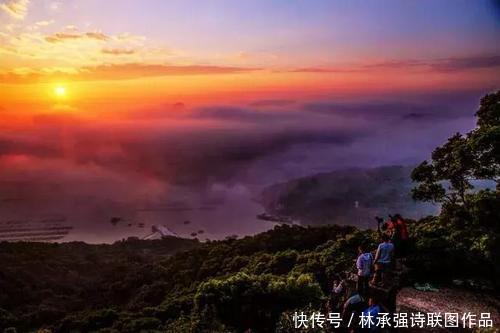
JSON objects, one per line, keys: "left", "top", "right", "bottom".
{"left": 1, "top": 218, "right": 498, "bottom": 332}
{"left": 0, "top": 225, "right": 361, "bottom": 332}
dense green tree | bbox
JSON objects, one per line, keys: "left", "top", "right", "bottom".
{"left": 412, "top": 90, "right": 500, "bottom": 212}
{"left": 194, "top": 272, "right": 323, "bottom": 332}
{"left": 410, "top": 91, "right": 500, "bottom": 287}
{"left": 411, "top": 133, "right": 474, "bottom": 206}
{"left": 469, "top": 91, "right": 500, "bottom": 183}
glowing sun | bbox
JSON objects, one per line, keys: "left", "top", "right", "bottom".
{"left": 54, "top": 86, "right": 67, "bottom": 97}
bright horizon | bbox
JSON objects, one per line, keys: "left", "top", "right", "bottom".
{"left": 1, "top": 1, "right": 500, "bottom": 110}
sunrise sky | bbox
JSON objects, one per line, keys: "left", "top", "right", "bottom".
{"left": 1, "top": 0, "right": 500, "bottom": 108}
{"left": 1, "top": 0, "right": 499, "bottom": 242}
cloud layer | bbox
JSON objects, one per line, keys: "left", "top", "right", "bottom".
{"left": 45, "top": 31, "right": 109, "bottom": 43}
{"left": 290, "top": 54, "right": 500, "bottom": 73}
{"left": 0, "top": 88, "right": 488, "bottom": 242}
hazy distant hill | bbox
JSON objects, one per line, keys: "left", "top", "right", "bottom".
{"left": 260, "top": 165, "right": 438, "bottom": 228}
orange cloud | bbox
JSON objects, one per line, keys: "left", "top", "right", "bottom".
{"left": 101, "top": 48, "right": 137, "bottom": 55}
{"left": 0, "top": 63, "right": 261, "bottom": 83}
{"left": 288, "top": 67, "right": 359, "bottom": 73}
{"left": 85, "top": 32, "right": 109, "bottom": 41}
{"left": 45, "top": 31, "right": 109, "bottom": 43}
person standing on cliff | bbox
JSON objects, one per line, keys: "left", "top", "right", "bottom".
{"left": 395, "top": 214, "right": 409, "bottom": 258}
{"left": 356, "top": 245, "right": 373, "bottom": 296}
{"left": 371, "top": 234, "right": 394, "bottom": 286}
{"left": 387, "top": 215, "right": 401, "bottom": 252}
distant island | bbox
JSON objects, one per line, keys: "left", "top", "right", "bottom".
{"left": 259, "top": 165, "right": 438, "bottom": 228}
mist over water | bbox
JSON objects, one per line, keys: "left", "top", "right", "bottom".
{"left": 0, "top": 89, "right": 486, "bottom": 243}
